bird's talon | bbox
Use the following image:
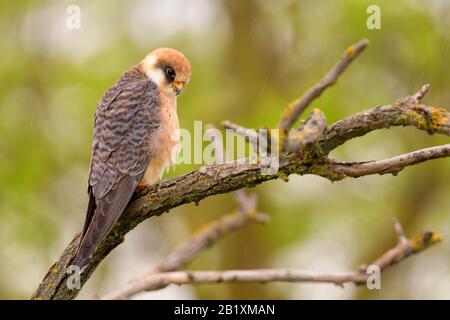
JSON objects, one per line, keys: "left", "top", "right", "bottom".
{"left": 135, "top": 182, "right": 150, "bottom": 193}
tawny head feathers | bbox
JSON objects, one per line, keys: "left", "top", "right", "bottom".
{"left": 140, "top": 48, "right": 191, "bottom": 96}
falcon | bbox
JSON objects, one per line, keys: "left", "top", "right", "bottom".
{"left": 72, "top": 48, "right": 191, "bottom": 269}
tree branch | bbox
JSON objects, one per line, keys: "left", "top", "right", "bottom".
{"left": 102, "top": 219, "right": 442, "bottom": 299}
{"left": 102, "top": 190, "right": 268, "bottom": 299}
{"left": 321, "top": 85, "right": 450, "bottom": 153}
{"left": 154, "top": 190, "right": 268, "bottom": 274}
{"left": 32, "top": 39, "right": 450, "bottom": 300}
{"left": 221, "top": 120, "right": 259, "bottom": 151}
{"left": 278, "top": 39, "right": 369, "bottom": 134}
{"left": 286, "top": 108, "right": 327, "bottom": 152}
{"left": 331, "top": 144, "right": 450, "bottom": 178}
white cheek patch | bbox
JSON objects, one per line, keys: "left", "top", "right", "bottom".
{"left": 147, "top": 66, "right": 166, "bottom": 87}
{"left": 142, "top": 54, "right": 165, "bottom": 86}
{"left": 141, "top": 54, "right": 179, "bottom": 97}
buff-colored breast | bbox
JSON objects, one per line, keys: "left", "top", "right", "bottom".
{"left": 141, "top": 92, "right": 180, "bottom": 186}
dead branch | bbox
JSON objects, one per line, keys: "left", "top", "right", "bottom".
{"left": 33, "top": 39, "right": 450, "bottom": 300}
{"left": 102, "top": 219, "right": 442, "bottom": 299}
{"left": 101, "top": 189, "right": 267, "bottom": 299}
{"left": 321, "top": 85, "right": 450, "bottom": 152}
{"left": 155, "top": 190, "right": 268, "bottom": 274}
{"left": 278, "top": 39, "right": 369, "bottom": 142}
{"left": 332, "top": 144, "right": 450, "bottom": 177}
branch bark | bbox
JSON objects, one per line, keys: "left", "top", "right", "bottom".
{"left": 32, "top": 40, "right": 450, "bottom": 300}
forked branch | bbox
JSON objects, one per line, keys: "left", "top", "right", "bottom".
{"left": 103, "top": 219, "right": 442, "bottom": 299}
{"left": 33, "top": 39, "right": 449, "bottom": 300}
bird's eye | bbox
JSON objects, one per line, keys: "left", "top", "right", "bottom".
{"left": 166, "top": 67, "right": 176, "bottom": 81}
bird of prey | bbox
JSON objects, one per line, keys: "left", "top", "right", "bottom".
{"left": 72, "top": 48, "right": 191, "bottom": 269}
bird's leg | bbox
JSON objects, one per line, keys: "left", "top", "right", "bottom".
{"left": 135, "top": 180, "right": 150, "bottom": 194}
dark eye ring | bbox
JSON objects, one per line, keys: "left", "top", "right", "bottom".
{"left": 166, "top": 67, "right": 176, "bottom": 79}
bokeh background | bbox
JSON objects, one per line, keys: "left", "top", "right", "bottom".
{"left": 0, "top": 0, "right": 449, "bottom": 299}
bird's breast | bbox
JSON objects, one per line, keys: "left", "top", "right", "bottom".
{"left": 142, "top": 94, "right": 180, "bottom": 185}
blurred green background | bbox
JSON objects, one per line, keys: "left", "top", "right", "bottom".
{"left": 0, "top": 0, "right": 449, "bottom": 299}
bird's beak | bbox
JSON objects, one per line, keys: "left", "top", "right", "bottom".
{"left": 172, "top": 81, "right": 184, "bottom": 95}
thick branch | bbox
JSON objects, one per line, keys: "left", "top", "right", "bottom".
{"left": 321, "top": 87, "right": 450, "bottom": 153}
{"left": 102, "top": 220, "right": 442, "bottom": 299}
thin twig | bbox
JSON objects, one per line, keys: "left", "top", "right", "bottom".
{"left": 286, "top": 108, "right": 327, "bottom": 152}
{"left": 102, "top": 220, "right": 442, "bottom": 299}
{"left": 278, "top": 39, "right": 369, "bottom": 133}
{"left": 102, "top": 190, "right": 268, "bottom": 299}
{"left": 154, "top": 191, "right": 268, "bottom": 274}
{"left": 221, "top": 120, "right": 259, "bottom": 152}
{"left": 221, "top": 121, "right": 258, "bottom": 140}
{"left": 412, "top": 84, "right": 430, "bottom": 103}
{"left": 223, "top": 109, "right": 328, "bottom": 154}
{"left": 331, "top": 144, "right": 450, "bottom": 177}
{"left": 392, "top": 218, "right": 407, "bottom": 246}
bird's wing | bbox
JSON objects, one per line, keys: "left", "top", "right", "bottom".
{"left": 73, "top": 79, "right": 161, "bottom": 269}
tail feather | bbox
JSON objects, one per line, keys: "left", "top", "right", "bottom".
{"left": 72, "top": 176, "right": 139, "bottom": 269}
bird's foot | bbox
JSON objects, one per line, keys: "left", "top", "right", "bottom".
{"left": 135, "top": 181, "right": 150, "bottom": 194}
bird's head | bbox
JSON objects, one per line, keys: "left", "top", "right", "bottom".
{"left": 140, "top": 48, "right": 191, "bottom": 96}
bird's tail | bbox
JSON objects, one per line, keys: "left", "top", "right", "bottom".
{"left": 72, "top": 234, "right": 95, "bottom": 271}
{"left": 71, "top": 176, "right": 139, "bottom": 270}
{"left": 71, "top": 189, "right": 97, "bottom": 270}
